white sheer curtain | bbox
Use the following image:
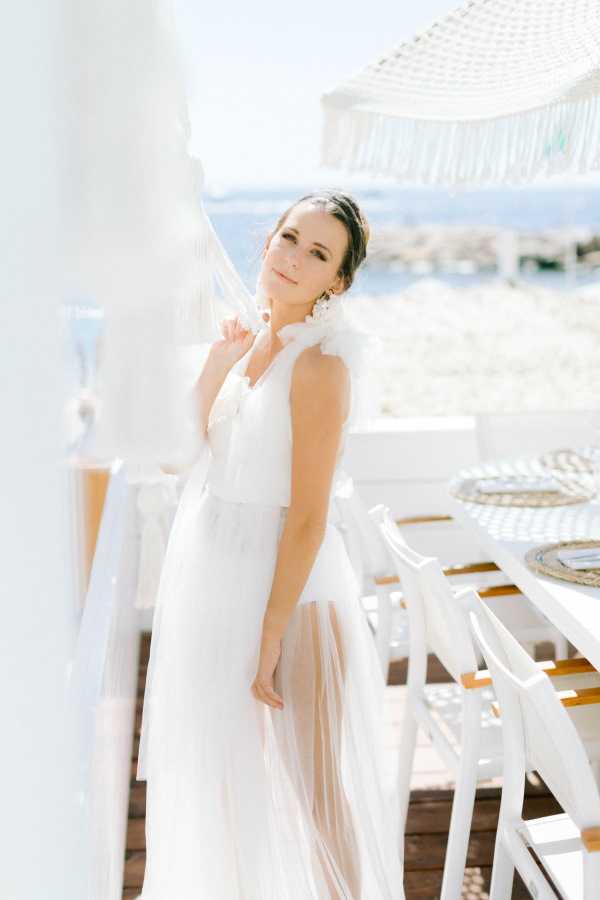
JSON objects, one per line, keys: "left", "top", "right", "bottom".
{"left": 64, "top": 3, "right": 266, "bottom": 897}
{"left": 66, "top": 0, "right": 261, "bottom": 470}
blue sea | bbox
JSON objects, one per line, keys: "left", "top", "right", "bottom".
{"left": 204, "top": 184, "right": 600, "bottom": 297}
{"left": 65, "top": 184, "right": 600, "bottom": 390}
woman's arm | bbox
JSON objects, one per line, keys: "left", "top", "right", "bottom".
{"left": 262, "top": 346, "right": 350, "bottom": 640}
{"left": 158, "top": 353, "right": 229, "bottom": 475}
{"left": 194, "top": 350, "right": 236, "bottom": 439}
{"left": 159, "top": 317, "right": 255, "bottom": 475}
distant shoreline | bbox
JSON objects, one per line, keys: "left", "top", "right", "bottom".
{"left": 205, "top": 184, "right": 600, "bottom": 297}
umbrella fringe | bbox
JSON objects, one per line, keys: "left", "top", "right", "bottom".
{"left": 319, "top": 91, "right": 600, "bottom": 187}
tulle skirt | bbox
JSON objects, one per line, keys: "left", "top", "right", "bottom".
{"left": 135, "top": 462, "right": 405, "bottom": 899}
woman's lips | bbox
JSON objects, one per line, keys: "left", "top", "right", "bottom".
{"left": 274, "top": 268, "right": 297, "bottom": 284}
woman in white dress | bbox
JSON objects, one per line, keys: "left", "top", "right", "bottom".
{"left": 135, "top": 190, "right": 405, "bottom": 899}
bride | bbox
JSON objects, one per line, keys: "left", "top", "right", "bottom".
{"left": 135, "top": 189, "right": 405, "bottom": 899}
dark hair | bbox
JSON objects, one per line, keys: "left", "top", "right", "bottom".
{"left": 265, "top": 190, "right": 370, "bottom": 292}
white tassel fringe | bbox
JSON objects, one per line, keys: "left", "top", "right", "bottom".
{"left": 320, "top": 90, "right": 600, "bottom": 188}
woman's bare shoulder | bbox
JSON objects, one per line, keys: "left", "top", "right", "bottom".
{"left": 292, "top": 343, "right": 349, "bottom": 387}
{"left": 290, "top": 344, "right": 350, "bottom": 420}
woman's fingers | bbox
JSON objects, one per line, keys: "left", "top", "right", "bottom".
{"left": 266, "top": 684, "right": 284, "bottom": 708}
{"left": 252, "top": 679, "right": 284, "bottom": 709}
{"left": 233, "top": 319, "right": 250, "bottom": 342}
{"left": 219, "top": 316, "right": 250, "bottom": 343}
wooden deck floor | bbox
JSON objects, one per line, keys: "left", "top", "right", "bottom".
{"left": 123, "top": 633, "right": 560, "bottom": 899}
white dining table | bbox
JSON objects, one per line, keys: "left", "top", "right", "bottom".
{"left": 447, "top": 454, "right": 600, "bottom": 669}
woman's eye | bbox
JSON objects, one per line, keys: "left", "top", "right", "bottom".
{"left": 282, "top": 232, "right": 325, "bottom": 261}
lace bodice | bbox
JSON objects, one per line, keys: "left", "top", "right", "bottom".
{"left": 205, "top": 304, "right": 371, "bottom": 510}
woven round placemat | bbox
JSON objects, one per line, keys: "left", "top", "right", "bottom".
{"left": 539, "top": 447, "right": 594, "bottom": 475}
{"left": 449, "top": 475, "right": 593, "bottom": 507}
{"left": 525, "top": 539, "right": 600, "bottom": 587}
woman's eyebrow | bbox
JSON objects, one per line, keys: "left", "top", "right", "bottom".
{"left": 285, "top": 226, "right": 331, "bottom": 255}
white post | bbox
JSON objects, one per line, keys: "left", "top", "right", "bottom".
{"left": 496, "top": 228, "right": 519, "bottom": 282}
{"left": 564, "top": 233, "right": 578, "bottom": 290}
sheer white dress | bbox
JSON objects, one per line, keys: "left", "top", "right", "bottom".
{"left": 135, "top": 306, "right": 405, "bottom": 900}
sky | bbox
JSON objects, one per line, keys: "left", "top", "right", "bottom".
{"left": 173, "top": 0, "right": 600, "bottom": 193}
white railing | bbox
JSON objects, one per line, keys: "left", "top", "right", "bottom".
{"left": 67, "top": 460, "right": 141, "bottom": 900}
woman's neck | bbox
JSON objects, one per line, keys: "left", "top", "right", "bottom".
{"left": 267, "top": 298, "right": 314, "bottom": 345}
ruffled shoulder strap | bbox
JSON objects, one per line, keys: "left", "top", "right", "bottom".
{"left": 321, "top": 325, "right": 379, "bottom": 429}
{"left": 276, "top": 303, "right": 380, "bottom": 428}
{"left": 319, "top": 325, "right": 372, "bottom": 379}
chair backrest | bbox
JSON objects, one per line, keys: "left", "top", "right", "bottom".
{"left": 332, "top": 475, "right": 398, "bottom": 583}
{"left": 469, "top": 596, "right": 600, "bottom": 829}
{"left": 379, "top": 507, "right": 478, "bottom": 684}
{"left": 476, "top": 410, "right": 600, "bottom": 461}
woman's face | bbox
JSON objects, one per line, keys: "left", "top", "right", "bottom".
{"left": 258, "top": 202, "right": 348, "bottom": 308}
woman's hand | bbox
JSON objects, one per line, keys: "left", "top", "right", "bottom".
{"left": 209, "top": 315, "right": 256, "bottom": 372}
{"left": 251, "top": 630, "right": 284, "bottom": 710}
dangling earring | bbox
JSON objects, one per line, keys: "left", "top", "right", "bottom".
{"left": 306, "top": 289, "right": 343, "bottom": 325}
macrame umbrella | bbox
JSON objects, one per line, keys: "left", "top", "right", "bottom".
{"left": 320, "top": 0, "right": 600, "bottom": 186}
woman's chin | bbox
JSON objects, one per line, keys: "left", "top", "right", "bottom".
{"left": 262, "top": 278, "right": 291, "bottom": 302}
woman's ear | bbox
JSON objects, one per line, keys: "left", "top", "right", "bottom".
{"left": 331, "top": 272, "right": 346, "bottom": 295}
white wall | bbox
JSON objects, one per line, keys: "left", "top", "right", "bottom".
{"left": 0, "top": 5, "right": 88, "bottom": 898}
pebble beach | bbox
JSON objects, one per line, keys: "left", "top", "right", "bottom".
{"left": 347, "top": 278, "right": 600, "bottom": 417}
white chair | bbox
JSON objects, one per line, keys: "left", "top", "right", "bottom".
{"left": 333, "top": 483, "right": 500, "bottom": 675}
{"left": 369, "top": 503, "right": 568, "bottom": 659}
{"left": 475, "top": 410, "right": 599, "bottom": 462}
{"left": 378, "top": 506, "right": 596, "bottom": 900}
{"left": 332, "top": 476, "right": 408, "bottom": 677}
{"left": 333, "top": 477, "right": 568, "bottom": 680}
{"left": 469, "top": 598, "right": 600, "bottom": 900}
